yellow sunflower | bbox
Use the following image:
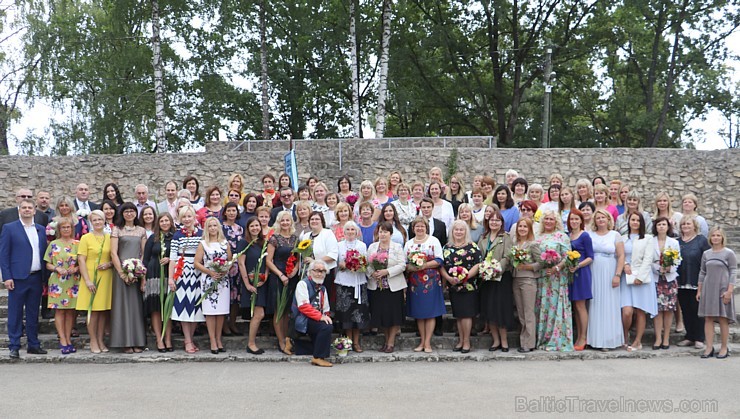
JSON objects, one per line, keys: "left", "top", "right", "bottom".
{"left": 298, "top": 239, "right": 312, "bottom": 250}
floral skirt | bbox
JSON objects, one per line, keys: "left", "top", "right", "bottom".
{"left": 335, "top": 284, "right": 370, "bottom": 329}
{"left": 656, "top": 275, "right": 678, "bottom": 312}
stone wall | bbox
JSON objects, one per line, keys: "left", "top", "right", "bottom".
{"left": 0, "top": 139, "right": 737, "bottom": 228}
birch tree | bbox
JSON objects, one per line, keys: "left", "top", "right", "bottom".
{"left": 374, "top": 0, "right": 392, "bottom": 138}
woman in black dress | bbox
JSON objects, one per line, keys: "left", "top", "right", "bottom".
{"left": 238, "top": 217, "right": 268, "bottom": 354}
{"left": 265, "top": 211, "right": 299, "bottom": 354}
{"left": 142, "top": 213, "right": 175, "bottom": 352}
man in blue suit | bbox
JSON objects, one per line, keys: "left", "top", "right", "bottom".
{"left": 0, "top": 199, "right": 48, "bottom": 359}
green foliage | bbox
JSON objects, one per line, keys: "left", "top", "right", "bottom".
{"left": 445, "top": 148, "right": 459, "bottom": 183}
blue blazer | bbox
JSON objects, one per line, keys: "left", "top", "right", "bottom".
{"left": 0, "top": 220, "right": 47, "bottom": 280}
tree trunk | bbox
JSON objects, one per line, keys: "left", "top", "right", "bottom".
{"left": 349, "top": 0, "right": 361, "bottom": 138}
{"left": 151, "top": 0, "right": 167, "bottom": 153}
{"left": 374, "top": 0, "right": 392, "bottom": 138}
{"left": 0, "top": 104, "right": 9, "bottom": 155}
{"left": 260, "top": 0, "right": 270, "bottom": 140}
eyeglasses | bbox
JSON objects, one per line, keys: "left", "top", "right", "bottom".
{"left": 281, "top": 194, "right": 293, "bottom": 198}
{"left": 17, "top": 195, "right": 32, "bottom": 198}
{"left": 311, "top": 269, "right": 327, "bottom": 274}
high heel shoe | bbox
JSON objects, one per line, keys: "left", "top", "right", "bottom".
{"left": 574, "top": 344, "right": 586, "bottom": 351}
{"left": 716, "top": 349, "right": 730, "bottom": 359}
{"left": 211, "top": 349, "right": 219, "bottom": 355}
{"left": 700, "top": 348, "right": 715, "bottom": 359}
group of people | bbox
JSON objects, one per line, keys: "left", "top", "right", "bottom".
{"left": 1, "top": 168, "right": 736, "bottom": 366}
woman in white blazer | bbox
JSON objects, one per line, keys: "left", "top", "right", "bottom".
{"left": 366, "top": 221, "right": 408, "bottom": 353}
{"left": 300, "top": 211, "right": 339, "bottom": 302}
{"left": 620, "top": 212, "right": 658, "bottom": 351}
{"left": 650, "top": 217, "right": 681, "bottom": 350}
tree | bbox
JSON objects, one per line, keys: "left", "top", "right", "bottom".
{"left": 374, "top": 0, "right": 392, "bottom": 138}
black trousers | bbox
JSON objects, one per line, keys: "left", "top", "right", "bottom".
{"left": 306, "top": 319, "right": 333, "bottom": 359}
{"left": 678, "top": 288, "right": 704, "bottom": 342}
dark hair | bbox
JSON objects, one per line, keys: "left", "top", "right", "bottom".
{"left": 376, "top": 220, "right": 395, "bottom": 234}
{"left": 102, "top": 183, "right": 124, "bottom": 206}
{"left": 426, "top": 180, "right": 444, "bottom": 198}
{"left": 278, "top": 173, "right": 292, "bottom": 188}
{"left": 547, "top": 183, "right": 561, "bottom": 201}
{"left": 592, "top": 176, "right": 607, "bottom": 187}
{"left": 309, "top": 211, "right": 326, "bottom": 229}
{"left": 652, "top": 216, "right": 674, "bottom": 237}
{"left": 380, "top": 203, "right": 407, "bottom": 242}
{"left": 297, "top": 185, "right": 311, "bottom": 199}
{"left": 511, "top": 177, "right": 529, "bottom": 194}
{"left": 261, "top": 173, "right": 275, "bottom": 184}
{"left": 493, "top": 185, "right": 515, "bottom": 210}
{"left": 578, "top": 201, "right": 595, "bottom": 213}
{"left": 337, "top": 175, "right": 353, "bottom": 192}
{"left": 101, "top": 199, "right": 118, "bottom": 221}
{"left": 420, "top": 197, "right": 434, "bottom": 208}
{"left": 307, "top": 176, "right": 320, "bottom": 186}
{"left": 483, "top": 210, "right": 505, "bottom": 238}
{"left": 114, "top": 202, "right": 140, "bottom": 229}
{"left": 520, "top": 200, "right": 538, "bottom": 213}
{"left": 139, "top": 205, "right": 157, "bottom": 229}
{"left": 221, "top": 202, "right": 240, "bottom": 222}
{"left": 153, "top": 212, "right": 175, "bottom": 238}
{"left": 183, "top": 176, "right": 201, "bottom": 199}
{"left": 628, "top": 211, "right": 646, "bottom": 239}
{"left": 242, "top": 193, "right": 259, "bottom": 212}
{"left": 243, "top": 216, "right": 264, "bottom": 244}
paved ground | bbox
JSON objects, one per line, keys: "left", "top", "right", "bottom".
{"left": 1, "top": 357, "right": 737, "bottom": 418}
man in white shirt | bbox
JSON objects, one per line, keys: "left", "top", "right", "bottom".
{"left": 0, "top": 199, "right": 48, "bottom": 358}
{"left": 135, "top": 184, "right": 157, "bottom": 215}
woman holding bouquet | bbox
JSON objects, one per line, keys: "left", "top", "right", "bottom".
{"left": 650, "top": 217, "right": 681, "bottom": 350}
{"left": 335, "top": 221, "right": 369, "bottom": 352}
{"left": 587, "top": 209, "right": 625, "bottom": 350}
{"left": 221, "top": 202, "right": 244, "bottom": 336}
{"left": 238, "top": 217, "right": 268, "bottom": 355}
{"left": 566, "top": 210, "right": 594, "bottom": 351}
{"left": 77, "top": 210, "right": 113, "bottom": 354}
{"left": 535, "top": 210, "right": 573, "bottom": 351}
{"left": 169, "top": 206, "right": 204, "bottom": 354}
{"left": 194, "top": 217, "right": 232, "bottom": 354}
{"left": 477, "top": 212, "right": 514, "bottom": 351}
{"left": 404, "top": 217, "right": 445, "bottom": 353}
{"left": 698, "top": 227, "right": 737, "bottom": 359}
{"left": 143, "top": 212, "right": 175, "bottom": 352}
{"left": 301, "top": 212, "right": 339, "bottom": 304}
{"left": 441, "top": 220, "right": 482, "bottom": 353}
{"left": 44, "top": 217, "right": 80, "bottom": 354}
{"left": 512, "top": 218, "right": 541, "bottom": 352}
{"left": 110, "top": 203, "right": 147, "bottom": 353}
{"left": 265, "top": 211, "right": 299, "bottom": 355}
{"left": 366, "top": 221, "right": 407, "bottom": 353}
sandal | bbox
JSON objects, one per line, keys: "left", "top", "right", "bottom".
{"left": 384, "top": 345, "right": 394, "bottom": 353}
{"left": 185, "top": 342, "right": 197, "bottom": 354}
{"left": 353, "top": 344, "right": 364, "bottom": 353}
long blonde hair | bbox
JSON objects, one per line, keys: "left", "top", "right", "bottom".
{"left": 202, "top": 217, "right": 226, "bottom": 243}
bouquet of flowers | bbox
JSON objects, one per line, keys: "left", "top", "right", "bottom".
{"left": 276, "top": 239, "right": 314, "bottom": 321}
{"left": 407, "top": 249, "right": 427, "bottom": 269}
{"left": 198, "top": 240, "right": 256, "bottom": 307}
{"left": 480, "top": 255, "right": 503, "bottom": 282}
{"left": 448, "top": 266, "right": 469, "bottom": 283}
{"left": 76, "top": 208, "right": 90, "bottom": 218}
{"left": 208, "top": 257, "right": 233, "bottom": 275}
{"left": 250, "top": 239, "right": 270, "bottom": 317}
{"left": 660, "top": 248, "right": 682, "bottom": 270}
{"left": 121, "top": 258, "right": 147, "bottom": 285}
{"left": 345, "top": 195, "right": 358, "bottom": 207}
{"left": 45, "top": 220, "right": 58, "bottom": 239}
{"left": 368, "top": 252, "right": 388, "bottom": 272}
{"left": 510, "top": 246, "right": 531, "bottom": 269}
{"left": 333, "top": 336, "right": 353, "bottom": 351}
{"left": 539, "top": 249, "right": 562, "bottom": 268}
{"left": 565, "top": 250, "right": 581, "bottom": 270}
{"left": 344, "top": 249, "right": 367, "bottom": 272}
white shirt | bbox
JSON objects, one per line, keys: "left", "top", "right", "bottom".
{"left": 299, "top": 229, "right": 339, "bottom": 271}
{"left": 75, "top": 199, "right": 90, "bottom": 212}
{"left": 295, "top": 280, "right": 330, "bottom": 314}
{"left": 22, "top": 220, "right": 41, "bottom": 272}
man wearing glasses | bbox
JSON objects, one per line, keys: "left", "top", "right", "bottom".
{"left": 268, "top": 186, "right": 297, "bottom": 226}
{"left": 291, "top": 260, "right": 334, "bottom": 367}
{"left": 0, "top": 188, "right": 49, "bottom": 235}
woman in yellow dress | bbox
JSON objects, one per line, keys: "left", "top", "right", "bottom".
{"left": 76, "top": 210, "right": 114, "bottom": 354}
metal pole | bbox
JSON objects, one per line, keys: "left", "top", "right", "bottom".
{"left": 541, "top": 47, "right": 552, "bottom": 148}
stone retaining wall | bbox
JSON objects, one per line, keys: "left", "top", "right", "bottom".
{"left": 0, "top": 140, "right": 737, "bottom": 227}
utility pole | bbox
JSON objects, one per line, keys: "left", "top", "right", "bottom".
{"left": 541, "top": 46, "right": 553, "bottom": 148}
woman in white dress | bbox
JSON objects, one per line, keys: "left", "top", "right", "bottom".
{"left": 194, "top": 217, "right": 232, "bottom": 354}
{"left": 587, "top": 209, "right": 625, "bottom": 350}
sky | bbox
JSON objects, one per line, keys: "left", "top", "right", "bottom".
{"left": 6, "top": 19, "right": 739, "bottom": 153}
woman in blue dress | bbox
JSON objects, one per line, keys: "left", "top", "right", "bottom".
{"left": 620, "top": 212, "right": 657, "bottom": 351}
{"left": 566, "top": 210, "right": 593, "bottom": 351}
{"left": 238, "top": 217, "right": 269, "bottom": 355}
{"left": 492, "top": 186, "right": 520, "bottom": 232}
{"left": 587, "top": 209, "right": 626, "bottom": 350}
{"left": 404, "top": 216, "right": 445, "bottom": 353}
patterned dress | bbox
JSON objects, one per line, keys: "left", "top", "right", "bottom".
{"left": 535, "top": 231, "right": 574, "bottom": 351}
{"left": 170, "top": 228, "right": 205, "bottom": 322}
{"left": 443, "top": 242, "right": 482, "bottom": 318}
{"left": 223, "top": 222, "right": 244, "bottom": 304}
{"left": 44, "top": 240, "right": 80, "bottom": 309}
{"left": 200, "top": 240, "right": 230, "bottom": 315}
{"left": 404, "top": 236, "right": 446, "bottom": 319}
{"left": 267, "top": 233, "right": 298, "bottom": 317}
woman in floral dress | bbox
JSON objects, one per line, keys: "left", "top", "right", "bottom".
{"left": 404, "top": 216, "right": 445, "bottom": 353}
{"left": 441, "top": 220, "right": 482, "bottom": 353}
{"left": 44, "top": 217, "right": 80, "bottom": 354}
{"left": 221, "top": 202, "right": 244, "bottom": 336}
{"left": 535, "top": 210, "right": 574, "bottom": 352}
{"left": 265, "top": 210, "right": 299, "bottom": 354}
